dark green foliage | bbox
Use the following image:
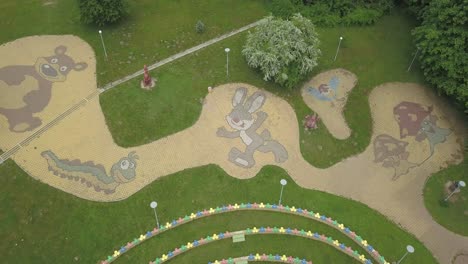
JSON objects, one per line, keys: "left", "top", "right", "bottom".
{"left": 412, "top": 0, "right": 468, "bottom": 110}
{"left": 270, "top": 0, "right": 297, "bottom": 19}
{"left": 195, "top": 20, "right": 206, "bottom": 34}
{"left": 79, "top": 0, "right": 127, "bottom": 26}
{"left": 269, "top": 0, "right": 394, "bottom": 26}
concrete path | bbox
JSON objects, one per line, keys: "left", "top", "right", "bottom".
{"left": 0, "top": 19, "right": 264, "bottom": 164}
{"left": 1, "top": 36, "right": 467, "bottom": 264}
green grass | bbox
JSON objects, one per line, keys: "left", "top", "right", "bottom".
{"left": 0, "top": 0, "right": 268, "bottom": 85}
{"left": 423, "top": 161, "right": 468, "bottom": 236}
{"left": 100, "top": 9, "right": 426, "bottom": 168}
{"left": 0, "top": 161, "right": 437, "bottom": 264}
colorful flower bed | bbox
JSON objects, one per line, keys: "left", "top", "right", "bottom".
{"left": 147, "top": 227, "right": 371, "bottom": 264}
{"left": 208, "top": 253, "right": 314, "bottom": 263}
{"left": 100, "top": 203, "right": 389, "bottom": 264}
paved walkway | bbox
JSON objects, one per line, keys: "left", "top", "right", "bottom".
{"left": 0, "top": 19, "right": 264, "bottom": 164}
{"left": 1, "top": 36, "right": 467, "bottom": 264}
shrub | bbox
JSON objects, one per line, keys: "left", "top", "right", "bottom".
{"left": 243, "top": 14, "right": 321, "bottom": 89}
{"left": 270, "top": 0, "right": 297, "bottom": 19}
{"left": 79, "top": 0, "right": 127, "bottom": 26}
{"left": 342, "top": 8, "right": 383, "bottom": 25}
{"left": 195, "top": 20, "right": 206, "bottom": 34}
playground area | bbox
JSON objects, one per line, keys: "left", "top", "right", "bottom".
{"left": 0, "top": 8, "right": 466, "bottom": 264}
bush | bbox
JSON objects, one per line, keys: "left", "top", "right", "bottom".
{"left": 342, "top": 7, "right": 383, "bottom": 25}
{"left": 269, "top": 0, "right": 393, "bottom": 26}
{"left": 79, "top": 0, "right": 127, "bottom": 26}
{"left": 195, "top": 20, "right": 206, "bottom": 34}
{"left": 270, "top": 0, "right": 297, "bottom": 19}
{"left": 243, "top": 14, "right": 321, "bottom": 89}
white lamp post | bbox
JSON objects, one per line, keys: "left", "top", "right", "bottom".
{"left": 150, "top": 201, "right": 160, "bottom": 228}
{"left": 407, "top": 48, "right": 420, "bottom": 72}
{"left": 333, "top": 36, "right": 343, "bottom": 62}
{"left": 396, "top": 245, "right": 415, "bottom": 264}
{"left": 278, "top": 179, "right": 287, "bottom": 205}
{"left": 98, "top": 30, "right": 108, "bottom": 60}
{"left": 444, "top": 181, "right": 466, "bottom": 201}
{"left": 224, "top": 48, "right": 230, "bottom": 78}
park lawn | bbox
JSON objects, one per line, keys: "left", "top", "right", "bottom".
{"left": 100, "top": 9, "right": 426, "bottom": 168}
{"left": 423, "top": 161, "right": 468, "bottom": 236}
{"left": 0, "top": 161, "right": 437, "bottom": 264}
{"left": 0, "top": 0, "right": 268, "bottom": 85}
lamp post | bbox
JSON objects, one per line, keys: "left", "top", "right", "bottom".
{"left": 224, "top": 48, "right": 230, "bottom": 78}
{"left": 150, "top": 201, "right": 160, "bottom": 228}
{"left": 333, "top": 36, "right": 343, "bottom": 62}
{"left": 98, "top": 30, "right": 108, "bottom": 60}
{"left": 278, "top": 179, "right": 287, "bottom": 205}
{"left": 407, "top": 48, "right": 420, "bottom": 72}
{"left": 396, "top": 245, "right": 414, "bottom": 264}
{"left": 444, "top": 181, "right": 466, "bottom": 201}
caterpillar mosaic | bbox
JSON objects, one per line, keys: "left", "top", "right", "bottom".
{"left": 41, "top": 150, "right": 138, "bottom": 194}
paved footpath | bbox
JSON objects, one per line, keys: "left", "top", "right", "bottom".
{"left": 0, "top": 19, "right": 264, "bottom": 164}
{"left": 1, "top": 33, "right": 467, "bottom": 264}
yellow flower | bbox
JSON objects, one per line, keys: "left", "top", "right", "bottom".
{"left": 359, "top": 255, "right": 366, "bottom": 261}
{"left": 338, "top": 224, "right": 345, "bottom": 230}
{"left": 259, "top": 203, "right": 265, "bottom": 208}
{"left": 214, "top": 261, "right": 219, "bottom": 264}
{"left": 139, "top": 234, "right": 146, "bottom": 241}
{"left": 212, "top": 234, "right": 219, "bottom": 240}
{"left": 333, "top": 240, "right": 339, "bottom": 246}
{"left": 253, "top": 227, "right": 259, "bottom": 233}
{"left": 306, "top": 231, "right": 313, "bottom": 237}
{"left": 281, "top": 255, "right": 287, "bottom": 261}
{"left": 165, "top": 222, "right": 172, "bottom": 228}
{"left": 209, "top": 208, "right": 215, "bottom": 214}
{"left": 255, "top": 253, "right": 261, "bottom": 260}
{"left": 279, "top": 227, "right": 285, "bottom": 233}
{"left": 361, "top": 240, "right": 368, "bottom": 247}
{"left": 314, "top": 213, "right": 320, "bottom": 218}
{"left": 113, "top": 250, "right": 120, "bottom": 257}
{"left": 190, "top": 213, "right": 196, "bottom": 219}
{"left": 234, "top": 203, "right": 240, "bottom": 209}
{"left": 187, "top": 242, "right": 193, "bottom": 248}
{"left": 162, "top": 254, "right": 168, "bottom": 261}
{"left": 384, "top": 262, "right": 390, "bottom": 264}
{"left": 290, "top": 206, "right": 297, "bottom": 212}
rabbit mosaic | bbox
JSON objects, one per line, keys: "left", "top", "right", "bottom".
{"left": 217, "top": 87, "right": 288, "bottom": 168}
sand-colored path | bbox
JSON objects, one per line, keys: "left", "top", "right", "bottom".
{"left": 1, "top": 36, "right": 467, "bottom": 264}
{"left": 301, "top": 68, "right": 357, "bottom": 139}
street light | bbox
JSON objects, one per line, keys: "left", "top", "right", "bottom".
{"left": 407, "top": 48, "right": 420, "bottom": 72}
{"left": 396, "top": 245, "right": 415, "bottom": 264}
{"left": 224, "top": 48, "right": 230, "bottom": 78}
{"left": 278, "top": 179, "right": 287, "bottom": 205}
{"left": 150, "top": 201, "right": 160, "bottom": 228}
{"left": 444, "top": 180, "right": 466, "bottom": 201}
{"left": 333, "top": 36, "right": 343, "bottom": 62}
{"left": 98, "top": 30, "right": 108, "bottom": 60}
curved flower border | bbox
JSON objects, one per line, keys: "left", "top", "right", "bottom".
{"left": 148, "top": 228, "right": 371, "bottom": 264}
{"left": 100, "top": 202, "right": 389, "bottom": 264}
{"left": 208, "top": 253, "right": 314, "bottom": 264}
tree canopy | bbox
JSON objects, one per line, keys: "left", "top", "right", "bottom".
{"left": 79, "top": 0, "right": 128, "bottom": 26}
{"left": 411, "top": 0, "right": 468, "bottom": 110}
{"left": 242, "top": 14, "right": 321, "bottom": 89}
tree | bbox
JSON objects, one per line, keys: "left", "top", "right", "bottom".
{"left": 412, "top": 0, "right": 468, "bottom": 110}
{"left": 242, "top": 14, "right": 321, "bottom": 89}
{"left": 79, "top": 0, "right": 128, "bottom": 26}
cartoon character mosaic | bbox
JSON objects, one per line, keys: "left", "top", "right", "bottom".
{"left": 217, "top": 87, "right": 288, "bottom": 168}
{"left": 307, "top": 76, "right": 340, "bottom": 101}
{"left": 373, "top": 101, "right": 452, "bottom": 179}
{"left": 0, "top": 46, "right": 87, "bottom": 132}
{"left": 41, "top": 151, "right": 138, "bottom": 194}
